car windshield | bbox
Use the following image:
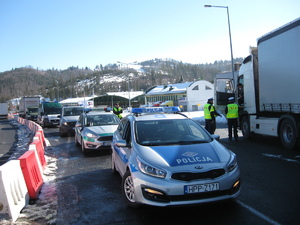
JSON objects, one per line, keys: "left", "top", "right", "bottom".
{"left": 135, "top": 119, "right": 212, "bottom": 146}
{"left": 28, "top": 108, "right": 38, "bottom": 113}
{"left": 63, "top": 108, "right": 84, "bottom": 116}
{"left": 46, "top": 107, "right": 61, "bottom": 114}
{"left": 86, "top": 114, "right": 119, "bottom": 126}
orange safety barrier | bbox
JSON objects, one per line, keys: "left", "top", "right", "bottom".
{"left": 19, "top": 151, "right": 44, "bottom": 199}
{"left": 37, "top": 128, "right": 46, "bottom": 147}
{"left": 34, "top": 131, "right": 43, "bottom": 146}
{"left": 31, "top": 139, "right": 47, "bottom": 170}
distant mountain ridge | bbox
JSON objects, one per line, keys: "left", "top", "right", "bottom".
{"left": 0, "top": 58, "right": 243, "bottom": 102}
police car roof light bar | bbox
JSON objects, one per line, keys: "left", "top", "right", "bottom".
{"left": 131, "top": 107, "right": 181, "bottom": 114}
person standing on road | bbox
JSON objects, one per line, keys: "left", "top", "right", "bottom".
{"left": 225, "top": 97, "right": 239, "bottom": 141}
{"left": 203, "top": 97, "right": 221, "bottom": 134}
{"left": 113, "top": 103, "right": 123, "bottom": 119}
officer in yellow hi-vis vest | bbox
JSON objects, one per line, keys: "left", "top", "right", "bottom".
{"left": 113, "top": 103, "right": 123, "bottom": 119}
{"left": 203, "top": 97, "right": 221, "bottom": 134}
{"left": 225, "top": 97, "right": 239, "bottom": 141}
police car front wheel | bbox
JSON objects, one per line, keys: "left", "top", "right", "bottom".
{"left": 122, "top": 170, "right": 140, "bottom": 208}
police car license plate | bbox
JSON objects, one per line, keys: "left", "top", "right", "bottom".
{"left": 184, "top": 183, "right": 219, "bottom": 194}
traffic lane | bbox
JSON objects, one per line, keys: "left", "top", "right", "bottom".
{"left": 0, "top": 119, "right": 17, "bottom": 165}
{"left": 45, "top": 128, "right": 253, "bottom": 224}
{"left": 49, "top": 131, "right": 268, "bottom": 225}
{"left": 219, "top": 135, "right": 300, "bottom": 225}
{"left": 54, "top": 154, "right": 266, "bottom": 225}
{"left": 45, "top": 126, "right": 300, "bottom": 225}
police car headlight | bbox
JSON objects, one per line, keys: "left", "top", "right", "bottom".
{"left": 227, "top": 153, "right": 237, "bottom": 172}
{"left": 86, "top": 132, "right": 97, "bottom": 138}
{"left": 137, "top": 158, "right": 166, "bottom": 179}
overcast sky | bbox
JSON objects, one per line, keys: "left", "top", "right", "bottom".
{"left": 0, "top": 0, "right": 299, "bottom": 72}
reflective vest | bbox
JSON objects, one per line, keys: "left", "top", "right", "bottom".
{"left": 113, "top": 107, "right": 122, "bottom": 118}
{"left": 204, "top": 103, "right": 214, "bottom": 119}
{"left": 226, "top": 103, "right": 239, "bottom": 119}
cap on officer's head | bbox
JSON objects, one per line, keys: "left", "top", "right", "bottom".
{"left": 208, "top": 97, "right": 214, "bottom": 101}
{"left": 228, "top": 97, "right": 235, "bottom": 102}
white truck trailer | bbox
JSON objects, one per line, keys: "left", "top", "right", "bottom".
{"left": 19, "top": 96, "right": 40, "bottom": 120}
{"left": 0, "top": 102, "right": 8, "bottom": 119}
{"left": 237, "top": 18, "right": 300, "bottom": 149}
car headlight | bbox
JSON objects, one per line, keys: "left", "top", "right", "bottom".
{"left": 227, "top": 153, "right": 238, "bottom": 172}
{"left": 137, "top": 158, "right": 166, "bottom": 179}
{"left": 86, "top": 132, "right": 98, "bottom": 138}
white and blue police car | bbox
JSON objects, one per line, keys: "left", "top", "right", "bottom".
{"left": 111, "top": 107, "right": 241, "bottom": 207}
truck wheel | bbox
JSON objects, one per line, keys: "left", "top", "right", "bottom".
{"left": 279, "top": 119, "right": 297, "bottom": 150}
{"left": 241, "top": 116, "right": 251, "bottom": 139}
{"left": 121, "top": 170, "right": 140, "bottom": 208}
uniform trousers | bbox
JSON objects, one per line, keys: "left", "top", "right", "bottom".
{"left": 227, "top": 118, "right": 238, "bottom": 140}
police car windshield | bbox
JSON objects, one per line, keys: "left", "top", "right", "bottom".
{"left": 135, "top": 119, "right": 211, "bottom": 146}
{"left": 86, "top": 114, "right": 119, "bottom": 126}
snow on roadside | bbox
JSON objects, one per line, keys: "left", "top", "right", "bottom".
{"left": 0, "top": 120, "right": 58, "bottom": 225}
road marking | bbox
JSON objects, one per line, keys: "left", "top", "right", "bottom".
{"left": 237, "top": 200, "right": 282, "bottom": 225}
{"left": 262, "top": 153, "right": 300, "bottom": 164}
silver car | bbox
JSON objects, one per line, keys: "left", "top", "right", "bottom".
{"left": 75, "top": 111, "right": 120, "bottom": 154}
{"left": 111, "top": 107, "right": 241, "bottom": 207}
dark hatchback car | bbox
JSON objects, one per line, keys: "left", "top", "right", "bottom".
{"left": 59, "top": 106, "right": 85, "bottom": 137}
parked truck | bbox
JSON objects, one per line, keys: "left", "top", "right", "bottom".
{"left": 0, "top": 102, "right": 8, "bottom": 120}
{"left": 215, "top": 18, "right": 300, "bottom": 149}
{"left": 19, "top": 96, "right": 40, "bottom": 121}
{"left": 37, "top": 102, "right": 62, "bottom": 127}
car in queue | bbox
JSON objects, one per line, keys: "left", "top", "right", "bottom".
{"left": 59, "top": 106, "right": 85, "bottom": 137}
{"left": 75, "top": 110, "right": 120, "bottom": 154}
{"left": 111, "top": 107, "right": 241, "bottom": 207}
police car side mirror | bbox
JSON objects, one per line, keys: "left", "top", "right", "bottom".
{"left": 115, "top": 140, "right": 131, "bottom": 148}
{"left": 211, "top": 134, "right": 220, "bottom": 140}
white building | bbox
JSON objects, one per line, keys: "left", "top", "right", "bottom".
{"left": 145, "top": 80, "right": 214, "bottom": 112}
{"left": 59, "top": 97, "right": 95, "bottom": 108}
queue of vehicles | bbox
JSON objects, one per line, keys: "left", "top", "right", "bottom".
{"left": 59, "top": 105, "right": 241, "bottom": 207}
{"left": 28, "top": 103, "right": 240, "bottom": 208}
